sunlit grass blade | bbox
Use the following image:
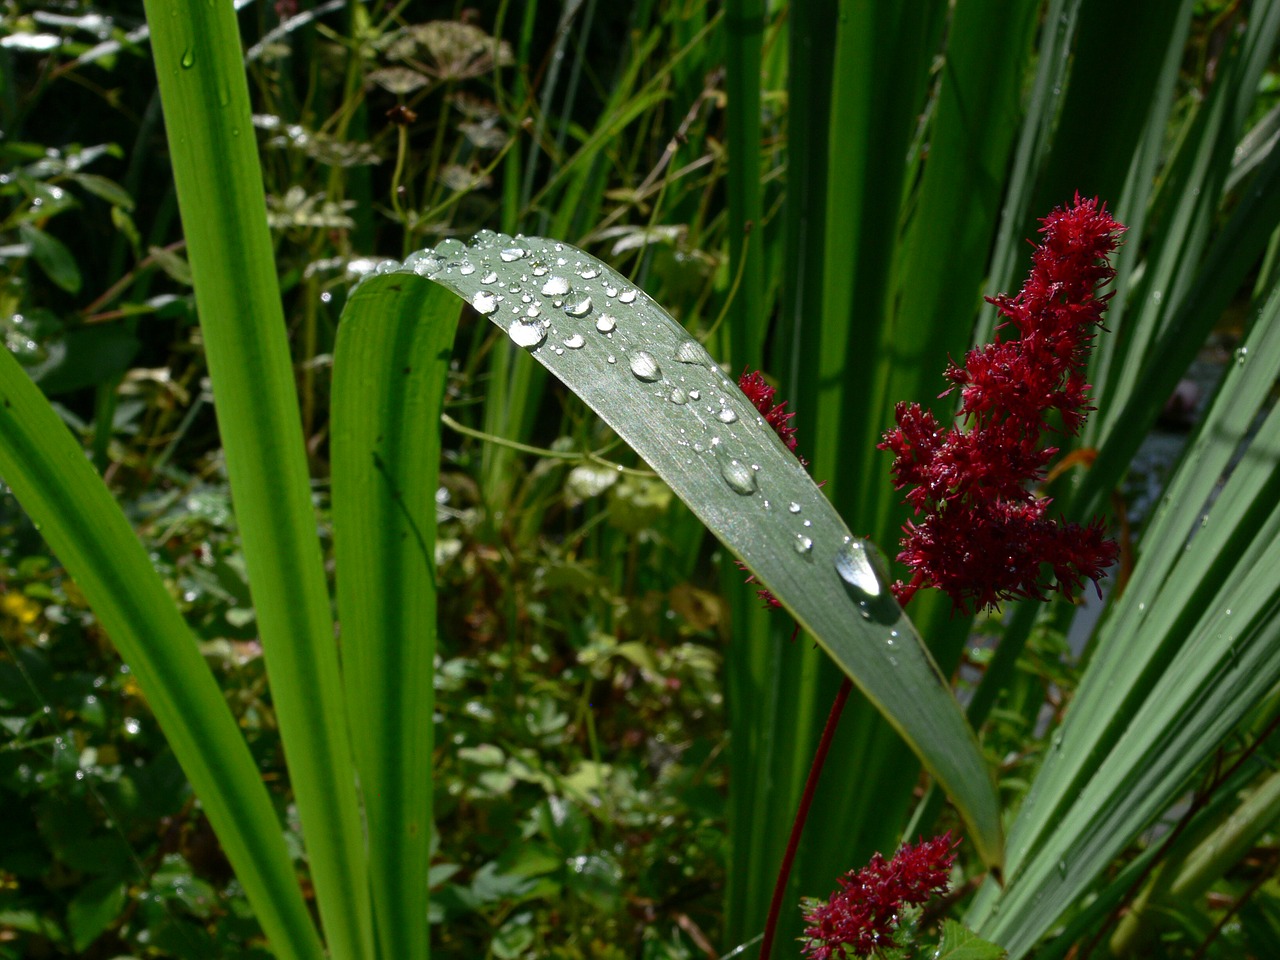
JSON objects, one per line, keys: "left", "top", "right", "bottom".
{"left": 0, "top": 346, "right": 324, "bottom": 960}
{"left": 371, "top": 233, "right": 1005, "bottom": 876}
{"left": 142, "top": 1, "right": 373, "bottom": 955}
{"left": 332, "top": 281, "right": 462, "bottom": 960}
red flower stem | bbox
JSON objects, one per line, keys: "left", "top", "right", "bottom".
{"left": 757, "top": 570, "right": 926, "bottom": 960}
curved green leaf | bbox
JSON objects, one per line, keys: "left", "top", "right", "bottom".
{"left": 359, "top": 232, "right": 1005, "bottom": 872}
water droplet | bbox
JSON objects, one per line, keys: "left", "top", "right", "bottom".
{"left": 563, "top": 333, "right": 585, "bottom": 349}
{"left": 788, "top": 502, "right": 801, "bottom": 514}
{"left": 629, "top": 351, "right": 661, "bottom": 382}
{"left": 180, "top": 47, "right": 195, "bottom": 68}
{"left": 481, "top": 271, "right": 498, "bottom": 284}
{"left": 595, "top": 314, "right": 617, "bottom": 333}
{"left": 565, "top": 297, "right": 592, "bottom": 317}
{"left": 508, "top": 320, "right": 546, "bottom": 348}
{"left": 604, "top": 284, "right": 619, "bottom": 297}
{"left": 541, "top": 276, "right": 570, "bottom": 296}
{"left": 531, "top": 263, "right": 549, "bottom": 276}
{"left": 1236, "top": 346, "right": 1249, "bottom": 366}
{"left": 720, "top": 459, "right": 757, "bottom": 495}
{"left": 500, "top": 247, "right": 526, "bottom": 262}
{"left": 580, "top": 266, "right": 600, "bottom": 279}
{"left": 689, "top": 389, "right": 700, "bottom": 400}
{"left": 1057, "top": 859, "right": 1068, "bottom": 878}
{"left": 834, "top": 539, "right": 890, "bottom": 599}
{"left": 525, "top": 305, "right": 541, "bottom": 318}
{"left": 717, "top": 407, "right": 738, "bottom": 424}
{"left": 458, "top": 261, "right": 475, "bottom": 276}
{"left": 411, "top": 256, "right": 442, "bottom": 277}
{"left": 674, "top": 340, "right": 707, "bottom": 364}
{"left": 794, "top": 535, "right": 813, "bottom": 554}
{"left": 619, "top": 288, "right": 637, "bottom": 304}
{"left": 607, "top": 354, "right": 616, "bottom": 364}
{"left": 472, "top": 291, "right": 497, "bottom": 314}
{"left": 669, "top": 387, "right": 688, "bottom": 404}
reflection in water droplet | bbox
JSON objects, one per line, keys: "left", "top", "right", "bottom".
{"left": 565, "top": 297, "right": 592, "bottom": 317}
{"left": 629, "top": 351, "right": 661, "bottom": 382}
{"left": 542, "top": 276, "right": 570, "bottom": 296}
{"left": 563, "top": 333, "right": 585, "bottom": 349}
{"left": 532, "top": 263, "right": 549, "bottom": 276}
{"left": 669, "top": 387, "right": 688, "bottom": 404}
{"left": 500, "top": 247, "right": 526, "bottom": 262}
{"left": 481, "top": 271, "right": 498, "bottom": 284}
{"left": 834, "top": 538, "right": 889, "bottom": 599}
{"left": 619, "top": 289, "right": 637, "bottom": 304}
{"left": 472, "top": 291, "right": 497, "bottom": 314}
{"left": 794, "top": 535, "right": 813, "bottom": 554}
{"left": 717, "top": 407, "right": 738, "bottom": 424}
{"left": 595, "top": 314, "right": 617, "bottom": 333}
{"left": 604, "top": 284, "right": 619, "bottom": 297}
{"left": 788, "top": 502, "right": 801, "bottom": 514}
{"left": 674, "top": 340, "right": 706, "bottom": 364}
{"left": 580, "top": 266, "right": 600, "bottom": 279}
{"left": 458, "top": 261, "right": 475, "bottom": 276}
{"left": 720, "top": 459, "right": 757, "bottom": 495}
{"left": 508, "top": 321, "right": 546, "bottom": 348}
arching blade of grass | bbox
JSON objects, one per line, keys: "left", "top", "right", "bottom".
{"left": 362, "top": 232, "right": 1005, "bottom": 873}
{"left": 0, "top": 347, "right": 324, "bottom": 960}
{"left": 143, "top": 1, "right": 373, "bottom": 956}
{"left": 331, "top": 281, "right": 462, "bottom": 960}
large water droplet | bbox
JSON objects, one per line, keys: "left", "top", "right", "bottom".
{"left": 834, "top": 538, "right": 890, "bottom": 600}
{"left": 481, "top": 271, "right": 498, "bottom": 284}
{"left": 500, "top": 247, "right": 526, "bottom": 262}
{"left": 604, "top": 284, "right": 619, "bottom": 298}
{"left": 595, "top": 314, "right": 617, "bottom": 333}
{"left": 472, "top": 291, "right": 498, "bottom": 314}
{"left": 508, "top": 320, "right": 546, "bottom": 348}
{"left": 458, "top": 261, "right": 476, "bottom": 276}
{"left": 720, "top": 459, "right": 757, "bottom": 495}
{"left": 541, "top": 276, "right": 570, "bottom": 296}
{"left": 674, "top": 340, "right": 707, "bottom": 364}
{"left": 619, "top": 288, "right": 637, "bottom": 304}
{"left": 563, "top": 333, "right": 585, "bottom": 349}
{"left": 629, "top": 351, "right": 661, "bottom": 382}
{"left": 580, "top": 266, "right": 600, "bottom": 279}
{"left": 717, "top": 407, "right": 738, "bottom": 424}
{"left": 565, "top": 297, "right": 592, "bottom": 317}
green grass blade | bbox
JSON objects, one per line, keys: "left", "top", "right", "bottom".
{"left": 0, "top": 347, "right": 324, "bottom": 960}
{"left": 378, "top": 233, "right": 1005, "bottom": 874}
{"left": 725, "top": 0, "right": 766, "bottom": 368}
{"left": 142, "top": 2, "right": 373, "bottom": 955}
{"left": 331, "top": 279, "right": 462, "bottom": 960}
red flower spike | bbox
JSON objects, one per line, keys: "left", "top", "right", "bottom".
{"left": 878, "top": 195, "right": 1123, "bottom": 613}
{"left": 801, "top": 834, "right": 958, "bottom": 959}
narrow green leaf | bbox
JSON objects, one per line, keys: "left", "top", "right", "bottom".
{"left": 142, "top": 0, "right": 372, "bottom": 955}
{"left": 332, "top": 280, "right": 462, "bottom": 960}
{"left": 0, "top": 347, "right": 323, "bottom": 960}
{"left": 366, "top": 232, "right": 1005, "bottom": 872}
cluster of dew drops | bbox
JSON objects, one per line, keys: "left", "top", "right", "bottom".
{"left": 388, "top": 234, "right": 893, "bottom": 621}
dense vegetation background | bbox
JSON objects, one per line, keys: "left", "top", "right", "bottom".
{"left": 2, "top": 1, "right": 1279, "bottom": 958}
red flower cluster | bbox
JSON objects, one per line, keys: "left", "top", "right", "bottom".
{"left": 737, "top": 369, "right": 807, "bottom": 611}
{"left": 878, "top": 195, "right": 1123, "bottom": 612}
{"left": 801, "top": 833, "right": 958, "bottom": 959}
